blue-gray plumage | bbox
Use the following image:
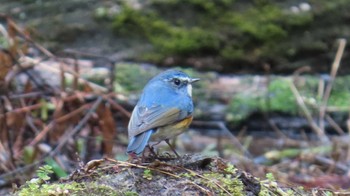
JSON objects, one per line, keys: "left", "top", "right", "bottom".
{"left": 126, "top": 70, "right": 199, "bottom": 155}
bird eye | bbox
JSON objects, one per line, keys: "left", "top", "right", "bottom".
{"left": 173, "top": 78, "right": 181, "bottom": 86}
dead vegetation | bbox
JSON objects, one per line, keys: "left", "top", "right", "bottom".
{"left": 0, "top": 15, "right": 128, "bottom": 188}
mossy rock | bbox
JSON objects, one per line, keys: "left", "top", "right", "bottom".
{"left": 16, "top": 155, "right": 315, "bottom": 196}
{"left": 108, "top": 0, "right": 350, "bottom": 73}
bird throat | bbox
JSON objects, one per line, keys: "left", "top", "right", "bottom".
{"left": 187, "top": 84, "right": 193, "bottom": 97}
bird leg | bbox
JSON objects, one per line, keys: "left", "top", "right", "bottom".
{"left": 127, "top": 152, "right": 143, "bottom": 164}
{"left": 165, "top": 139, "right": 180, "bottom": 158}
{"left": 147, "top": 144, "right": 159, "bottom": 159}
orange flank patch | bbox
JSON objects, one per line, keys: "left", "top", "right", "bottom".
{"left": 174, "top": 116, "right": 193, "bottom": 129}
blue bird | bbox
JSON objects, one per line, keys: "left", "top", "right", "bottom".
{"left": 126, "top": 69, "right": 199, "bottom": 156}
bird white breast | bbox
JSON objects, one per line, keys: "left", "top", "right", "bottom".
{"left": 187, "top": 84, "right": 192, "bottom": 97}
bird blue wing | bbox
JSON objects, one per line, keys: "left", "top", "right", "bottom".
{"left": 128, "top": 105, "right": 182, "bottom": 138}
{"left": 126, "top": 129, "right": 154, "bottom": 155}
{"left": 127, "top": 80, "right": 194, "bottom": 155}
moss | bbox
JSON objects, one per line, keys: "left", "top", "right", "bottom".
{"left": 328, "top": 90, "right": 350, "bottom": 107}
{"left": 17, "top": 165, "right": 83, "bottom": 196}
{"left": 16, "top": 157, "right": 310, "bottom": 195}
{"left": 227, "top": 75, "right": 350, "bottom": 124}
{"left": 18, "top": 174, "right": 122, "bottom": 196}
{"left": 112, "top": 5, "right": 150, "bottom": 37}
{"left": 143, "top": 169, "right": 153, "bottom": 180}
{"left": 112, "top": 5, "right": 220, "bottom": 56}
{"left": 201, "top": 172, "right": 244, "bottom": 195}
{"left": 225, "top": 5, "right": 288, "bottom": 42}
{"left": 110, "top": 0, "right": 319, "bottom": 67}
{"left": 150, "top": 27, "right": 220, "bottom": 56}
{"left": 114, "top": 63, "right": 159, "bottom": 93}
{"left": 226, "top": 93, "right": 263, "bottom": 123}
{"left": 226, "top": 77, "right": 299, "bottom": 123}
{"left": 328, "top": 76, "right": 350, "bottom": 107}
{"left": 78, "top": 183, "right": 120, "bottom": 195}
{"left": 124, "top": 191, "right": 139, "bottom": 196}
{"left": 18, "top": 181, "right": 85, "bottom": 196}
{"left": 267, "top": 78, "right": 298, "bottom": 113}
{"left": 220, "top": 45, "right": 245, "bottom": 61}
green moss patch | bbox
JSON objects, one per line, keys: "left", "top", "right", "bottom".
{"left": 227, "top": 75, "right": 350, "bottom": 124}
{"left": 104, "top": 0, "right": 350, "bottom": 71}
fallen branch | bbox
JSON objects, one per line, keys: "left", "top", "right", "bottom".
{"left": 48, "top": 96, "right": 103, "bottom": 157}
{"left": 319, "top": 39, "right": 346, "bottom": 131}
{"left": 289, "top": 80, "right": 328, "bottom": 142}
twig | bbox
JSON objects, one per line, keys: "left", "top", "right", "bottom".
{"left": 173, "top": 164, "right": 233, "bottom": 196}
{"left": 292, "top": 66, "right": 311, "bottom": 84}
{"left": 63, "top": 48, "right": 133, "bottom": 62}
{"left": 108, "top": 61, "right": 116, "bottom": 92}
{"left": 61, "top": 49, "right": 118, "bottom": 92}
{"left": 29, "top": 96, "right": 105, "bottom": 146}
{"left": 0, "top": 160, "right": 42, "bottom": 185}
{"left": 325, "top": 114, "right": 344, "bottom": 135}
{"left": 7, "top": 14, "right": 108, "bottom": 93}
{"left": 48, "top": 96, "right": 103, "bottom": 157}
{"left": 317, "top": 78, "right": 324, "bottom": 101}
{"left": 0, "top": 103, "right": 43, "bottom": 119}
{"left": 105, "top": 158, "right": 212, "bottom": 195}
{"left": 325, "top": 106, "right": 350, "bottom": 112}
{"left": 8, "top": 92, "right": 43, "bottom": 99}
{"left": 73, "top": 57, "right": 79, "bottom": 91}
{"left": 28, "top": 122, "right": 53, "bottom": 147}
{"left": 191, "top": 121, "right": 252, "bottom": 159}
{"left": 0, "top": 141, "right": 11, "bottom": 172}
{"left": 60, "top": 62, "right": 66, "bottom": 91}
{"left": 25, "top": 115, "right": 41, "bottom": 134}
{"left": 4, "top": 49, "right": 52, "bottom": 93}
{"left": 24, "top": 57, "right": 108, "bottom": 93}
{"left": 2, "top": 15, "right": 54, "bottom": 58}
{"left": 55, "top": 104, "right": 90, "bottom": 124}
{"left": 346, "top": 119, "right": 350, "bottom": 161}
{"left": 319, "top": 39, "right": 346, "bottom": 131}
{"left": 107, "top": 97, "right": 131, "bottom": 118}
{"left": 0, "top": 97, "right": 16, "bottom": 170}
{"left": 267, "top": 118, "right": 288, "bottom": 138}
{"left": 314, "top": 155, "right": 348, "bottom": 173}
{"left": 217, "top": 121, "right": 252, "bottom": 159}
{"left": 289, "top": 81, "right": 328, "bottom": 142}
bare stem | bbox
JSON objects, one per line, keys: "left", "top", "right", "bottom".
{"left": 319, "top": 39, "right": 346, "bottom": 131}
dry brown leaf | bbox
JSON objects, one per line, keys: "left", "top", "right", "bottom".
{"left": 96, "top": 103, "right": 117, "bottom": 157}
{"left": 7, "top": 19, "right": 18, "bottom": 57}
{"left": 51, "top": 99, "right": 68, "bottom": 143}
{"left": 51, "top": 96, "right": 84, "bottom": 143}
{"left": 83, "top": 83, "right": 94, "bottom": 93}
{"left": 0, "top": 50, "right": 13, "bottom": 93}
{"left": 0, "top": 50, "right": 13, "bottom": 81}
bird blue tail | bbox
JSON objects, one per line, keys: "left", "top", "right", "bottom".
{"left": 126, "top": 130, "right": 154, "bottom": 155}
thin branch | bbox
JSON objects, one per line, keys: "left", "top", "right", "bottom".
{"left": 289, "top": 80, "right": 328, "bottom": 142}
{"left": 325, "top": 114, "right": 344, "bottom": 135}
{"left": 191, "top": 121, "right": 252, "bottom": 159}
{"left": 107, "top": 97, "right": 131, "bottom": 118}
{"left": 319, "top": 39, "right": 346, "bottom": 131}
{"left": 28, "top": 123, "right": 54, "bottom": 146}
{"left": 48, "top": 96, "right": 103, "bottom": 157}
{"left": 0, "top": 103, "right": 43, "bottom": 119}
{"left": 105, "top": 158, "right": 212, "bottom": 195}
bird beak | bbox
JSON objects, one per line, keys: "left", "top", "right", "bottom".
{"left": 190, "top": 78, "right": 200, "bottom": 83}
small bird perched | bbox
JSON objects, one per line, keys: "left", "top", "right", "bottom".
{"left": 126, "top": 69, "right": 199, "bottom": 156}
